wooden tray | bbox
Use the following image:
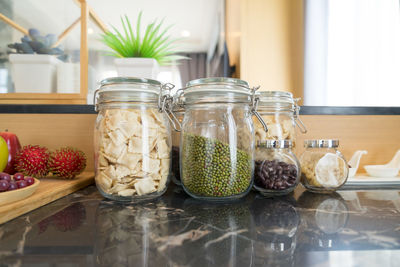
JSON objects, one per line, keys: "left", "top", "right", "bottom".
{"left": 0, "top": 172, "right": 94, "bottom": 224}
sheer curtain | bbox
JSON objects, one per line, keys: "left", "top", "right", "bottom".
{"left": 304, "top": 0, "right": 400, "bottom": 106}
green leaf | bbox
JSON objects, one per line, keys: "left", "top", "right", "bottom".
{"left": 99, "top": 12, "right": 186, "bottom": 64}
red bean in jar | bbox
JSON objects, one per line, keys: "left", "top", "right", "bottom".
{"left": 254, "top": 140, "right": 300, "bottom": 196}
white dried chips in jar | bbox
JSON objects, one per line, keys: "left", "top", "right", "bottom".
{"left": 254, "top": 115, "right": 295, "bottom": 142}
{"left": 96, "top": 108, "right": 170, "bottom": 197}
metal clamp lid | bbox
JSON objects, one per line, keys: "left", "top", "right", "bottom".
{"left": 304, "top": 139, "right": 339, "bottom": 148}
{"left": 251, "top": 86, "right": 268, "bottom": 133}
{"left": 158, "top": 83, "right": 182, "bottom": 132}
{"left": 257, "top": 139, "right": 293, "bottom": 149}
{"left": 294, "top": 98, "right": 307, "bottom": 134}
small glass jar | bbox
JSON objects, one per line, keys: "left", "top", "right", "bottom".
{"left": 254, "top": 91, "right": 307, "bottom": 146}
{"left": 300, "top": 139, "right": 349, "bottom": 193}
{"left": 93, "top": 77, "right": 175, "bottom": 202}
{"left": 253, "top": 140, "right": 300, "bottom": 196}
{"left": 177, "top": 77, "right": 267, "bottom": 201}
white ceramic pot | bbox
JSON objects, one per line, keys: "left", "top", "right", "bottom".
{"left": 57, "top": 62, "right": 80, "bottom": 94}
{"left": 9, "top": 54, "right": 61, "bottom": 93}
{"left": 114, "top": 57, "right": 159, "bottom": 79}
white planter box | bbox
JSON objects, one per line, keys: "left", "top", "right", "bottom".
{"left": 9, "top": 54, "right": 61, "bottom": 93}
{"left": 114, "top": 58, "right": 159, "bottom": 79}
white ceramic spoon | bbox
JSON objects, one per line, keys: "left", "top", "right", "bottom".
{"left": 348, "top": 150, "right": 368, "bottom": 178}
{"left": 364, "top": 150, "right": 400, "bottom": 178}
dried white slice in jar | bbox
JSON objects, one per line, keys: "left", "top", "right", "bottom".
{"left": 128, "top": 136, "right": 142, "bottom": 153}
{"left": 108, "top": 129, "right": 127, "bottom": 145}
{"left": 156, "top": 138, "right": 170, "bottom": 159}
{"left": 106, "top": 110, "right": 126, "bottom": 130}
{"left": 105, "top": 141, "right": 125, "bottom": 160}
{"left": 315, "top": 153, "right": 347, "bottom": 187}
{"left": 118, "top": 189, "right": 136, "bottom": 197}
{"left": 115, "top": 165, "right": 131, "bottom": 179}
{"left": 268, "top": 123, "right": 283, "bottom": 138}
{"left": 140, "top": 111, "right": 158, "bottom": 129}
{"left": 110, "top": 183, "right": 129, "bottom": 194}
{"left": 124, "top": 109, "right": 140, "bottom": 122}
{"left": 119, "top": 121, "right": 141, "bottom": 139}
{"left": 101, "top": 137, "right": 112, "bottom": 150}
{"left": 256, "top": 129, "right": 266, "bottom": 141}
{"left": 142, "top": 156, "right": 160, "bottom": 174}
{"left": 134, "top": 178, "right": 156, "bottom": 195}
{"left": 97, "top": 171, "right": 113, "bottom": 190}
{"left": 130, "top": 162, "right": 145, "bottom": 177}
{"left": 149, "top": 109, "right": 165, "bottom": 125}
{"left": 160, "top": 158, "right": 170, "bottom": 176}
{"left": 103, "top": 165, "right": 116, "bottom": 179}
{"left": 118, "top": 152, "right": 141, "bottom": 169}
{"left": 98, "top": 153, "right": 108, "bottom": 167}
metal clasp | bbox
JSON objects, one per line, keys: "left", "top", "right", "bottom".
{"left": 294, "top": 98, "right": 307, "bottom": 134}
{"left": 93, "top": 88, "right": 101, "bottom": 112}
{"left": 158, "top": 83, "right": 182, "bottom": 132}
{"left": 251, "top": 86, "right": 268, "bottom": 133}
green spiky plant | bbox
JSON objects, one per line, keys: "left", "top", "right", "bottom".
{"left": 100, "top": 12, "right": 185, "bottom": 65}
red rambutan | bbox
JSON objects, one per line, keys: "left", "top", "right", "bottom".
{"left": 49, "top": 147, "right": 86, "bottom": 179}
{"left": 14, "top": 145, "right": 50, "bottom": 177}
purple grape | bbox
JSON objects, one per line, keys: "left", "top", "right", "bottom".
{"left": 0, "top": 172, "right": 11, "bottom": 182}
{"left": 0, "top": 180, "right": 10, "bottom": 192}
{"left": 25, "top": 177, "right": 35, "bottom": 186}
{"left": 8, "top": 182, "right": 18, "bottom": 191}
{"left": 14, "top": 173, "right": 25, "bottom": 181}
{"left": 16, "top": 180, "right": 27, "bottom": 189}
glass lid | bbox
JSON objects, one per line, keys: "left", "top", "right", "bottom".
{"left": 258, "top": 91, "right": 294, "bottom": 104}
{"left": 99, "top": 77, "right": 161, "bottom": 95}
{"left": 101, "top": 77, "right": 161, "bottom": 87}
{"left": 186, "top": 77, "right": 249, "bottom": 88}
{"left": 95, "top": 77, "right": 165, "bottom": 107}
{"left": 180, "top": 77, "right": 253, "bottom": 104}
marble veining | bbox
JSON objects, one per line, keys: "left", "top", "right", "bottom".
{"left": 1, "top": 185, "right": 400, "bottom": 266}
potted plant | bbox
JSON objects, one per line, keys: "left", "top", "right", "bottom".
{"left": 8, "top": 28, "right": 67, "bottom": 93}
{"left": 100, "top": 12, "right": 184, "bottom": 79}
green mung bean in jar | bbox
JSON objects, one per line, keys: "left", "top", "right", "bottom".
{"left": 177, "top": 77, "right": 267, "bottom": 201}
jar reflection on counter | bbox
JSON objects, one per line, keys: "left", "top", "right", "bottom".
{"left": 93, "top": 77, "right": 173, "bottom": 202}
{"left": 250, "top": 196, "right": 299, "bottom": 266}
{"left": 297, "top": 191, "right": 349, "bottom": 248}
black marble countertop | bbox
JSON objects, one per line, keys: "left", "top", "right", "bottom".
{"left": 1, "top": 185, "right": 400, "bottom": 267}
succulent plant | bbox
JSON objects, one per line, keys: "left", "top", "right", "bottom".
{"left": 8, "top": 28, "right": 67, "bottom": 61}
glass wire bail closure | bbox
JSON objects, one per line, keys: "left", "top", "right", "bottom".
{"left": 159, "top": 83, "right": 182, "bottom": 132}
{"left": 251, "top": 86, "right": 268, "bottom": 133}
{"left": 294, "top": 98, "right": 307, "bottom": 133}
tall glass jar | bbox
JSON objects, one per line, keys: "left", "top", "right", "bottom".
{"left": 253, "top": 140, "right": 300, "bottom": 196}
{"left": 254, "top": 91, "right": 307, "bottom": 146}
{"left": 177, "top": 77, "right": 267, "bottom": 201}
{"left": 93, "top": 77, "right": 174, "bottom": 202}
{"left": 300, "top": 140, "right": 349, "bottom": 193}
